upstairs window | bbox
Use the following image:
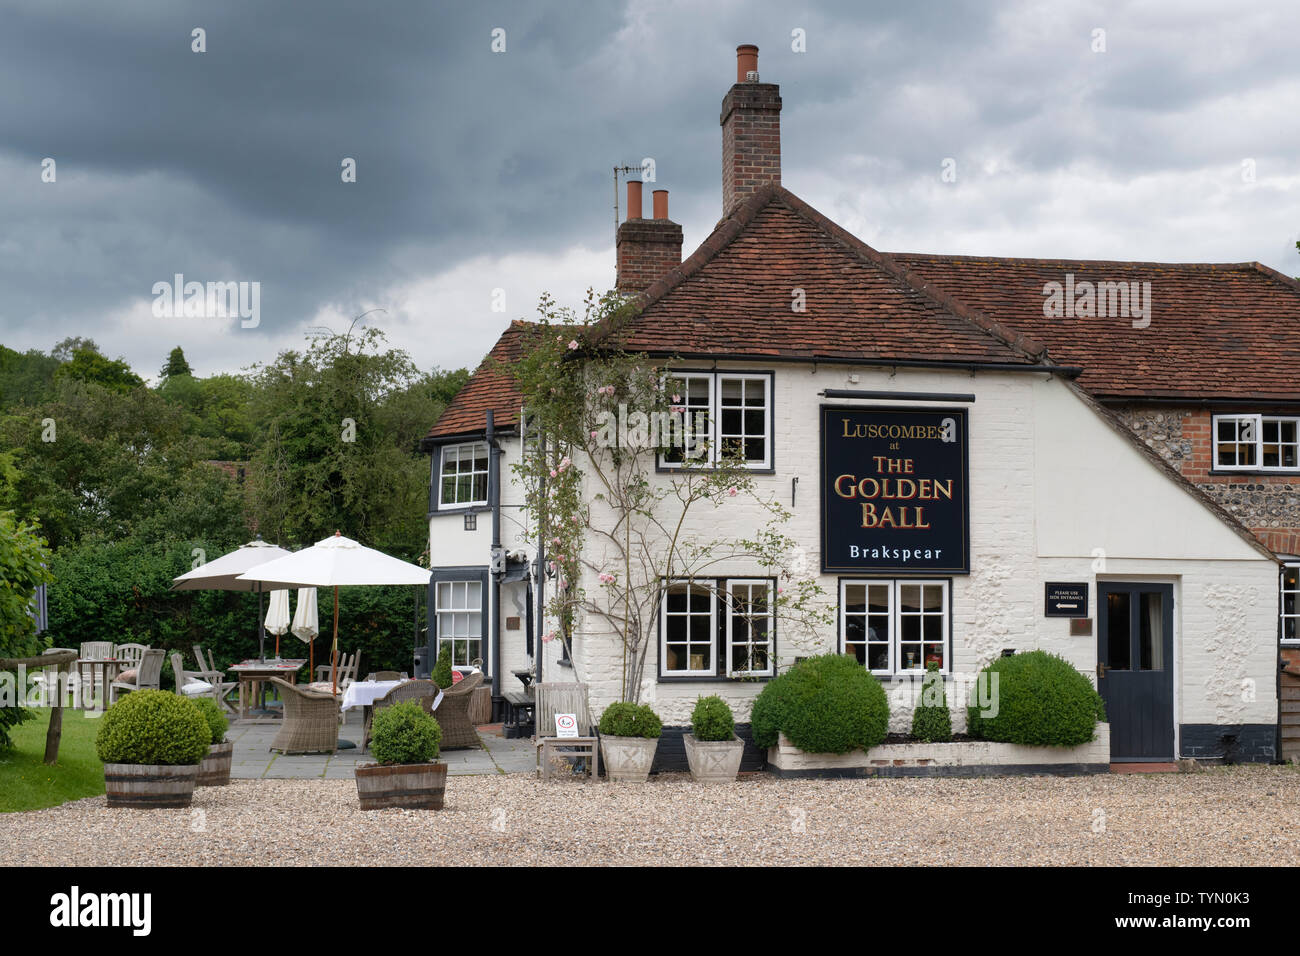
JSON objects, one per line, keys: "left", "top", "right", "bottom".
{"left": 1214, "top": 414, "right": 1300, "bottom": 472}
{"left": 659, "top": 371, "right": 772, "bottom": 469}
{"left": 439, "top": 441, "right": 489, "bottom": 507}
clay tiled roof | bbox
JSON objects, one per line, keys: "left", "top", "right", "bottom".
{"left": 424, "top": 321, "right": 532, "bottom": 441}
{"left": 592, "top": 185, "right": 1050, "bottom": 369}
{"left": 892, "top": 254, "right": 1300, "bottom": 401}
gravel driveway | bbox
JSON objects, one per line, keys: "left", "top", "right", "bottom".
{"left": 4, "top": 765, "right": 1298, "bottom": 866}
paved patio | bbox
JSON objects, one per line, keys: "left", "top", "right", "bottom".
{"left": 227, "top": 709, "right": 537, "bottom": 779}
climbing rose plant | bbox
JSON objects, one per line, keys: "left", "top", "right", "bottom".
{"left": 507, "top": 290, "right": 830, "bottom": 702}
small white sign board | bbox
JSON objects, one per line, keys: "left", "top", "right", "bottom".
{"left": 554, "top": 713, "right": 580, "bottom": 738}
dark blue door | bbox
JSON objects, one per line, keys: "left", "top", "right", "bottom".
{"left": 1097, "top": 583, "right": 1175, "bottom": 762}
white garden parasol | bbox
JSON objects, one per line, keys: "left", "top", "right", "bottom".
{"left": 237, "top": 533, "right": 430, "bottom": 693}
{"left": 263, "top": 589, "right": 291, "bottom": 659}
{"left": 171, "top": 537, "right": 293, "bottom": 660}
{"left": 290, "top": 588, "right": 320, "bottom": 674}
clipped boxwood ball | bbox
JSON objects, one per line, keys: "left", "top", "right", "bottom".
{"left": 370, "top": 700, "right": 442, "bottom": 765}
{"left": 751, "top": 654, "right": 889, "bottom": 754}
{"left": 191, "top": 696, "right": 228, "bottom": 746}
{"left": 598, "top": 701, "right": 663, "bottom": 739}
{"left": 966, "top": 650, "right": 1106, "bottom": 747}
{"left": 690, "top": 695, "right": 735, "bottom": 742}
{"left": 95, "top": 690, "right": 211, "bottom": 766}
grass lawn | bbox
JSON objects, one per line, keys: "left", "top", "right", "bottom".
{"left": 0, "top": 709, "right": 104, "bottom": 812}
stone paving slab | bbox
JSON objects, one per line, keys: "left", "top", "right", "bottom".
{"left": 229, "top": 709, "right": 536, "bottom": 779}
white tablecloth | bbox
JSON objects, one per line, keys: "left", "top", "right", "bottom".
{"left": 340, "top": 679, "right": 443, "bottom": 712}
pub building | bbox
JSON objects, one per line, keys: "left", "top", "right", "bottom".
{"left": 421, "top": 45, "right": 1295, "bottom": 768}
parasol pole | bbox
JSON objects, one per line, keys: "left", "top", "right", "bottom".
{"left": 331, "top": 584, "right": 340, "bottom": 695}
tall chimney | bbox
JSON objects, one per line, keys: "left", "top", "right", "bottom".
{"left": 721, "top": 43, "right": 782, "bottom": 215}
{"left": 616, "top": 183, "right": 683, "bottom": 294}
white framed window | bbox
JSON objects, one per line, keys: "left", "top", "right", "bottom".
{"left": 439, "top": 441, "right": 489, "bottom": 506}
{"left": 659, "top": 371, "right": 771, "bottom": 469}
{"left": 840, "top": 579, "right": 949, "bottom": 675}
{"left": 661, "top": 580, "right": 716, "bottom": 676}
{"left": 1214, "top": 414, "right": 1300, "bottom": 472}
{"left": 1282, "top": 564, "right": 1300, "bottom": 645}
{"left": 435, "top": 580, "right": 483, "bottom": 666}
{"left": 726, "top": 579, "right": 774, "bottom": 676}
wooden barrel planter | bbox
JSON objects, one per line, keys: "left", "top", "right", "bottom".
{"left": 103, "top": 763, "right": 200, "bottom": 808}
{"left": 196, "top": 742, "right": 234, "bottom": 787}
{"left": 355, "top": 762, "right": 448, "bottom": 810}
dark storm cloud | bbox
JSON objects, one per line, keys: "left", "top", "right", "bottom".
{"left": 0, "top": 0, "right": 1297, "bottom": 376}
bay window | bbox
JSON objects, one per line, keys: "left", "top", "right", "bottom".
{"left": 841, "top": 579, "right": 949, "bottom": 675}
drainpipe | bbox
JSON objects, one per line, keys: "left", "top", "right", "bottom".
{"left": 535, "top": 435, "right": 547, "bottom": 685}
{"left": 487, "top": 410, "right": 503, "bottom": 716}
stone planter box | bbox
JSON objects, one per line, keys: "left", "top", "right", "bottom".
{"left": 600, "top": 735, "right": 658, "bottom": 782}
{"left": 355, "top": 762, "right": 448, "bottom": 810}
{"left": 103, "top": 763, "right": 200, "bottom": 808}
{"left": 684, "top": 733, "right": 744, "bottom": 783}
{"left": 767, "top": 724, "right": 1110, "bottom": 778}
{"left": 197, "top": 741, "right": 233, "bottom": 787}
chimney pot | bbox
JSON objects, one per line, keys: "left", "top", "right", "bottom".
{"left": 626, "top": 180, "right": 643, "bottom": 221}
{"left": 652, "top": 189, "right": 668, "bottom": 220}
{"left": 736, "top": 44, "right": 758, "bottom": 83}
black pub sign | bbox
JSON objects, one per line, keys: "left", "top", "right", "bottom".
{"left": 820, "top": 406, "right": 970, "bottom": 573}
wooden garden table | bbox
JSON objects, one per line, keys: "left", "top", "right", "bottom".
{"left": 227, "top": 659, "right": 307, "bottom": 721}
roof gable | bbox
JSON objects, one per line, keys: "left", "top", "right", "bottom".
{"left": 424, "top": 321, "right": 531, "bottom": 442}
{"left": 594, "top": 185, "right": 1049, "bottom": 369}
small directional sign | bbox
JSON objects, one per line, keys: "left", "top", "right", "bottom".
{"left": 1045, "top": 582, "right": 1089, "bottom": 618}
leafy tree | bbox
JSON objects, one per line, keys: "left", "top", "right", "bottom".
{"left": 0, "top": 511, "right": 53, "bottom": 749}
{"left": 160, "top": 346, "right": 192, "bottom": 381}
{"left": 0, "top": 345, "right": 60, "bottom": 409}
{"left": 245, "top": 327, "right": 451, "bottom": 557}
{"left": 53, "top": 347, "right": 144, "bottom": 393}
{"left": 50, "top": 337, "right": 99, "bottom": 363}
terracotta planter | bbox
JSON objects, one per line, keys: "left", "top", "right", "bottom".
{"left": 684, "top": 733, "right": 744, "bottom": 783}
{"left": 355, "top": 761, "right": 448, "bottom": 810}
{"left": 599, "top": 735, "right": 658, "bottom": 782}
{"left": 197, "top": 741, "right": 233, "bottom": 787}
{"left": 103, "top": 763, "right": 199, "bottom": 808}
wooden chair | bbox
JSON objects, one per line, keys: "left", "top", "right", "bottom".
{"left": 192, "top": 645, "right": 239, "bottom": 713}
{"left": 170, "top": 652, "right": 218, "bottom": 701}
{"left": 534, "top": 682, "right": 598, "bottom": 780}
{"left": 77, "top": 641, "right": 115, "bottom": 703}
{"left": 32, "top": 647, "right": 78, "bottom": 707}
{"left": 115, "top": 643, "right": 147, "bottom": 669}
{"left": 110, "top": 648, "right": 164, "bottom": 702}
{"left": 267, "top": 677, "right": 339, "bottom": 754}
{"left": 434, "top": 671, "right": 484, "bottom": 750}
{"left": 314, "top": 650, "right": 360, "bottom": 690}
{"left": 362, "top": 679, "right": 438, "bottom": 752}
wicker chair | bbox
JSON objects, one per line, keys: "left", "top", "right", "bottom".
{"left": 268, "top": 677, "right": 339, "bottom": 755}
{"left": 110, "top": 648, "right": 164, "bottom": 702}
{"left": 369, "top": 670, "right": 403, "bottom": 681}
{"left": 362, "top": 679, "right": 438, "bottom": 752}
{"left": 434, "top": 672, "right": 484, "bottom": 750}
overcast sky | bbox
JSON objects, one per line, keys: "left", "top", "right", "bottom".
{"left": 2, "top": 0, "right": 1297, "bottom": 380}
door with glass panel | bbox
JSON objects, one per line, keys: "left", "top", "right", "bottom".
{"left": 1097, "top": 583, "right": 1174, "bottom": 761}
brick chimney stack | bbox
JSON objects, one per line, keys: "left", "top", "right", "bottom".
{"left": 615, "top": 180, "right": 683, "bottom": 294}
{"left": 721, "top": 43, "right": 782, "bottom": 215}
